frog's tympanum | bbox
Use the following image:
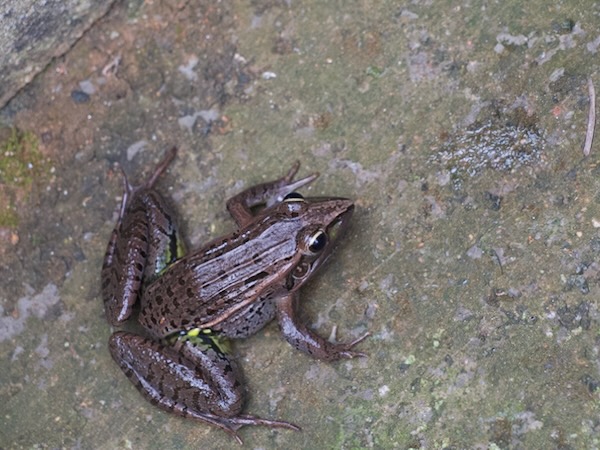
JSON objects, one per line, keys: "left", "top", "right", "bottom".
{"left": 101, "top": 148, "right": 367, "bottom": 443}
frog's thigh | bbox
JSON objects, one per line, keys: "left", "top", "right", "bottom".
{"left": 109, "top": 331, "right": 244, "bottom": 417}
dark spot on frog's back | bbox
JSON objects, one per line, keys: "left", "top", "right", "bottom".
{"left": 205, "top": 306, "right": 218, "bottom": 316}
{"left": 246, "top": 271, "right": 268, "bottom": 285}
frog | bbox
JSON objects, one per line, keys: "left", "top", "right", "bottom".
{"left": 101, "top": 147, "right": 368, "bottom": 443}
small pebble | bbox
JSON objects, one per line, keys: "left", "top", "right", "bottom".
{"left": 70, "top": 90, "right": 90, "bottom": 103}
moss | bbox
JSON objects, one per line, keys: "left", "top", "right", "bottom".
{"left": 0, "top": 208, "right": 19, "bottom": 227}
{"left": 365, "top": 65, "right": 384, "bottom": 78}
{"left": 0, "top": 127, "right": 48, "bottom": 229}
{"left": 0, "top": 127, "right": 42, "bottom": 188}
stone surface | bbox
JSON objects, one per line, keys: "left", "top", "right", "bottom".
{"left": 1, "top": 1, "right": 599, "bottom": 448}
{"left": 0, "top": 0, "right": 116, "bottom": 108}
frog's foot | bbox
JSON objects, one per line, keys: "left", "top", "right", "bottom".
{"left": 277, "top": 293, "right": 370, "bottom": 361}
{"left": 328, "top": 331, "right": 371, "bottom": 359}
{"left": 184, "top": 411, "right": 300, "bottom": 445}
{"left": 226, "top": 161, "right": 319, "bottom": 227}
{"left": 142, "top": 146, "right": 177, "bottom": 189}
{"left": 113, "top": 147, "right": 178, "bottom": 219}
{"left": 266, "top": 161, "right": 319, "bottom": 207}
{"left": 124, "top": 146, "right": 177, "bottom": 195}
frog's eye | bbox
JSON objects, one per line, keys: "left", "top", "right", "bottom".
{"left": 307, "top": 230, "right": 327, "bottom": 253}
{"left": 283, "top": 192, "right": 305, "bottom": 202}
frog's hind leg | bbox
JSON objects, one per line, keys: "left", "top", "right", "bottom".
{"left": 102, "top": 148, "right": 180, "bottom": 326}
{"left": 109, "top": 331, "right": 299, "bottom": 444}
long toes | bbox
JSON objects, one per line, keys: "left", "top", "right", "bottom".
{"left": 349, "top": 331, "right": 370, "bottom": 347}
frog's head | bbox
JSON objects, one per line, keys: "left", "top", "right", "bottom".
{"left": 277, "top": 192, "right": 354, "bottom": 291}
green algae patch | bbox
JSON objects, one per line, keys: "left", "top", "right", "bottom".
{"left": 0, "top": 127, "right": 48, "bottom": 228}
{"left": 0, "top": 206, "right": 18, "bottom": 228}
{"left": 0, "top": 127, "right": 43, "bottom": 187}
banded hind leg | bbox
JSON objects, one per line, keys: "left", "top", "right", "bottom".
{"left": 109, "top": 331, "right": 299, "bottom": 444}
{"left": 101, "top": 148, "right": 184, "bottom": 325}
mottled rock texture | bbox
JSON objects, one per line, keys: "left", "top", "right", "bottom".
{"left": 0, "top": 0, "right": 115, "bottom": 108}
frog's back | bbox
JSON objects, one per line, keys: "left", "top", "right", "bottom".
{"left": 139, "top": 217, "right": 301, "bottom": 338}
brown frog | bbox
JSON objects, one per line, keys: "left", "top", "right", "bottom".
{"left": 102, "top": 148, "right": 368, "bottom": 443}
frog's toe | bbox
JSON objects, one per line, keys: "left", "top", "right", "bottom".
{"left": 337, "top": 331, "right": 371, "bottom": 359}
{"left": 348, "top": 331, "right": 371, "bottom": 348}
{"left": 214, "top": 414, "right": 300, "bottom": 445}
{"left": 236, "top": 415, "right": 301, "bottom": 431}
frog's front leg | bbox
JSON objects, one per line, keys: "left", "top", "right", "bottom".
{"left": 226, "top": 162, "right": 319, "bottom": 228}
{"left": 275, "top": 293, "right": 369, "bottom": 361}
{"left": 109, "top": 331, "right": 299, "bottom": 444}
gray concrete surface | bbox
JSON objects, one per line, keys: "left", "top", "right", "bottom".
{"left": 1, "top": 1, "right": 599, "bottom": 448}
